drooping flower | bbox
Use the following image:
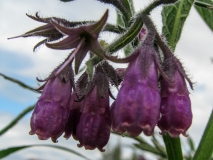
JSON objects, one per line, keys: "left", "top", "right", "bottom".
{"left": 75, "top": 65, "right": 111, "bottom": 152}
{"left": 139, "top": 14, "right": 193, "bottom": 137}
{"left": 29, "top": 65, "right": 73, "bottom": 142}
{"left": 107, "top": 16, "right": 166, "bottom": 137}
{"left": 111, "top": 45, "right": 161, "bottom": 137}
{"left": 157, "top": 65, "right": 192, "bottom": 137}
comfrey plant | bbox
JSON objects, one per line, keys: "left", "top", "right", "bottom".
{"left": 2, "top": 0, "right": 213, "bottom": 159}
{"left": 8, "top": 0, "right": 193, "bottom": 152}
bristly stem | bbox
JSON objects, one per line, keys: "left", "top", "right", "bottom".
{"left": 87, "top": 0, "right": 162, "bottom": 71}
{"left": 106, "top": 0, "right": 162, "bottom": 53}
{"left": 140, "top": 14, "right": 156, "bottom": 46}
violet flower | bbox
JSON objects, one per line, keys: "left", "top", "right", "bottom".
{"left": 29, "top": 66, "right": 73, "bottom": 142}
{"left": 111, "top": 45, "right": 161, "bottom": 137}
{"left": 76, "top": 86, "right": 111, "bottom": 152}
{"left": 75, "top": 66, "right": 111, "bottom": 152}
{"left": 157, "top": 70, "right": 192, "bottom": 137}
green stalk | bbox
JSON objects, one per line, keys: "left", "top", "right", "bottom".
{"left": 193, "top": 110, "right": 213, "bottom": 160}
{"left": 163, "top": 134, "right": 183, "bottom": 160}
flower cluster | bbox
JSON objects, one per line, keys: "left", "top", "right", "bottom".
{"left": 10, "top": 7, "right": 193, "bottom": 152}
{"left": 30, "top": 61, "right": 112, "bottom": 151}
{"left": 108, "top": 15, "right": 193, "bottom": 138}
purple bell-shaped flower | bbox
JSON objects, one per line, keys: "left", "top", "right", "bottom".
{"left": 111, "top": 45, "right": 161, "bottom": 137}
{"left": 29, "top": 66, "right": 73, "bottom": 142}
{"left": 75, "top": 65, "right": 111, "bottom": 152}
{"left": 76, "top": 85, "right": 111, "bottom": 151}
{"left": 158, "top": 70, "right": 192, "bottom": 137}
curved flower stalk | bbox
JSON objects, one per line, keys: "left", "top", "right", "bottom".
{"left": 29, "top": 65, "right": 73, "bottom": 143}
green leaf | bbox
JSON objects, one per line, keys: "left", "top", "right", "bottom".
{"left": 195, "top": 0, "right": 213, "bottom": 32}
{"left": 134, "top": 143, "right": 167, "bottom": 157}
{"left": 193, "top": 110, "right": 213, "bottom": 160}
{"left": 106, "top": 19, "right": 143, "bottom": 54}
{"left": 0, "top": 144, "right": 91, "bottom": 160}
{"left": 152, "top": 134, "right": 167, "bottom": 156}
{"left": 0, "top": 105, "right": 35, "bottom": 136}
{"left": 123, "top": 0, "right": 135, "bottom": 15}
{"left": 187, "top": 136, "right": 195, "bottom": 151}
{"left": 123, "top": 43, "right": 134, "bottom": 56}
{"left": 116, "top": 10, "right": 125, "bottom": 27}
{"left": 112, "top": 131, "right": 166, "bottom": 157}
{"left": 163, "top": 134, "right": 183, "bottom": 160}
{"left": 0, "top": 73, "right": 38, "bottom": 93}
{"left": 111, "top": 144, "right": 122, "bottom": 160}
{"left": 162, "top": 0, "right": 195, "bottom": 50}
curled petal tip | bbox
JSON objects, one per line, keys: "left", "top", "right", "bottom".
{"left": 141, "top": 124, "right": 151, "bottom": 130}
{"left": 182, "top": 132, "right": 189, "bottom": 137}
{"left": 29, "top": 130, "right": 35, "bottom": 135}
{"left": 85, "top": 145, "right": 95, "bottom": 150}
{"left": 77, "top": 143, "right": 83, "bottom": 148}
{"left": 51, "top": 137, "right": 58, "bottom": 143}
{"left": 159, "top": 131, "right": 163, "bottom": 136}
{"left": 36, "top": 78, "right": 44, "bottom": 82}
{"left": 63, "top": 134, "right": 70, "bottom": 140}
{"left": 37, "top": 135, "right": 49, "bottom": 141}
{"left": 98, "top": 148, "right": 105, "bottom": 152}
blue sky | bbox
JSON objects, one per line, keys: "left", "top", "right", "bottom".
{"left": 1, "top": 0, "right": 213, "bottom": 159}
